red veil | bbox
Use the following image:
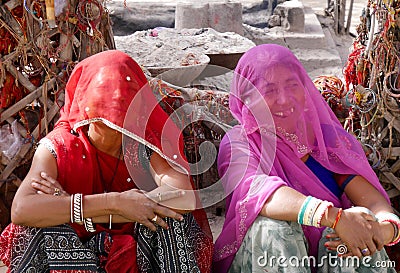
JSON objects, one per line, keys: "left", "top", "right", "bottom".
{"left": 49, "top": 50, "right": 212, "bottom": 271}
{"left": 0, "top": 50, "right": 212, "bottom": 272}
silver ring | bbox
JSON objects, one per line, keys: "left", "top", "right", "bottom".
{"left": 361, "top": 248, "right": 369, "bottom": 255}
{"left": 53, "top": 188, "right": 61, "bottom": 196}
{"left": 151, "top": 215, "right": 158, "bottom": 222}
{"left": 157, "top": 192, "right": 162, "bottom": 202}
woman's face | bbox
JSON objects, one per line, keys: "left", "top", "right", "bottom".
{"left": 85, "top": 67, "right": 139, "bottom": 121}
{"left": 260, "top": 64, "right": 305, "bottom": 131}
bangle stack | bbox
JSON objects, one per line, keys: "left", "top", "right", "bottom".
{"left": 70, "top": 193, "right": 96, "bottom": 233}
{"left": 376, "top": 212, "right": 400, "bottom": 246}
{"left": 298, "top": 196, "right": 333, "bottom": 228}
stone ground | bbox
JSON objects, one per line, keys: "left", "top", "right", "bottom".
{"left": 0, "top": 1, "right": 365, "bottom": 271}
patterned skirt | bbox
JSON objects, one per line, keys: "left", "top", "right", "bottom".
{"left": 0, "top": 214, "right": 212, "bottom": 273}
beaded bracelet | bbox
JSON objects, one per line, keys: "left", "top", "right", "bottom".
{"left": 331, "top": 208, "right": 343, "bottom": 229}
{"left": 376, "top": 212, "right": 400, "bottom": 246}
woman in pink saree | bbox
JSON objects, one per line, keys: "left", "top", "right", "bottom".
{"left": 213, "top": 44, "right": 398, "bottom": 272}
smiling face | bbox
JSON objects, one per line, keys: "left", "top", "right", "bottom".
{"left": 260, "top": 64, "right": 305, "bottom": 132}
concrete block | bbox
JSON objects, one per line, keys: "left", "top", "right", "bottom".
{"left": 208, "top": 3, "right": 244, "bottom": 35}
{"left": 175, "top": 2, "right": 244, "bottom": 35}
{"left": 283, "top": 7, "right": 327, "bottom": 49}
{"left": 274, "top": 0, "right": 305, "bottom": 32}
{"left": 175, "top": 3, "right": 209, "bottom": 30}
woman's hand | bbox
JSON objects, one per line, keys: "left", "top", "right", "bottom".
{"left": 31, "top": 172, "right": 69, "bottom": 197}
{"left": 115, "top": 188, "right": 184, "bottom": 231}
{"left": 327, "top": 220, "right": 395, "bottom": 255}
{"left": 324, "top": 233, "right": 353, "bottom": 257}
{"left": 326, "top": 208, "right": 378, "bottom": 257}
{"left": 146, "top": 188, "right": 186, "bottom": 204}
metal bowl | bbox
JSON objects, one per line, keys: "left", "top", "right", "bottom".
{"left": 207, "top": 52, "right": 244, "bottom": 70}
{"left": 146, "top": 54, "right": 210, "bottom": 87}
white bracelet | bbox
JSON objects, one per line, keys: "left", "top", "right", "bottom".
{"left": 376, "top": 212, "right": 400, "bottom": 246}
{"left": 84, "top": 218, "right": 96, "bottom": 233}
{"left": 70, "top": 194, "right": 74, "bottom": 223}
{"left": 73, "top": 193, "right": 84, "bottom": 224}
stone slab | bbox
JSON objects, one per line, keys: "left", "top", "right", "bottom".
{"left": 292, "top": 48, "right": 343, "bottom": 73}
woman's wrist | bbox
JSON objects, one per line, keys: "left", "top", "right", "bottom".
{"left": 380, "top": 221, "right": 396, "bottom": 245}
{"left": 296, "top": 196, "right": 335, "bottom": 228}
{"left": 376, "top": 212, "right": 400, "bottom": 246}
{"left": 320, "top": 207, "right": 339, "bottom": 228}
{"left": 104, "top": 192, "right": 120, "bottom": 215}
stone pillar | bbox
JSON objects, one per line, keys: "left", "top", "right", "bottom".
{"left": 274, "top": 0, "right": 305, "bottom": 32}
{"left": 175, "top": 2, "right": 244, "bottom": 35}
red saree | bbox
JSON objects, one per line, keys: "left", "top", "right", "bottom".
{"left": 0, "top": 50, "right": 213, "bottom": 272}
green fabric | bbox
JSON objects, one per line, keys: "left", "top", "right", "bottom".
{"left": 229, "top": 217, "right": 396, "bottom": 273}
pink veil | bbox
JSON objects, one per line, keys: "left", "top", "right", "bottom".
{"left": 213, "top": 44, "right": 390, "bottom": 271}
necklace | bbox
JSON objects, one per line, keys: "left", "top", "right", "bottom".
{"left": 95, "top": 147, "right": 122, "bottom": 193}
{"left": 87, "top": 125, "right": 123, "bottom": 193}
{"left": 276, "top": 126, "right": 309, "bottom": 154}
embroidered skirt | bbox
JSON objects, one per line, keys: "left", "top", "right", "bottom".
{"left": 0, "top": 214, "right": 212, "bottom": 273}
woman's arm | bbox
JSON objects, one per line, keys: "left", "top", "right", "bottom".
{"left": 260, "top": 186, "right": 307, "bottom": 220}
{"left": 261, "top": 184, "right": 385, "bottom": 257}
{"left": 12, "top": 145, "right": 75, "bottom": 226}
{"left": 13, "top": 145, "right": 183, "bottom": 231}
{"left": 260, "top": 186, "right": 342, "bottom": 231}
{"left": 148, "top": 152, "right": 196, "bottom": 212}
{"left": 344, "top": 175, "right": 393, "bottom": 214}
{"left": 220, "top": 132, "right": 382, "bottom": 257}
{"left": 343, "top": 176, "right": 395, "bottom": 247}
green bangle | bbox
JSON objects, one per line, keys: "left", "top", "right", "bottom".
{"left": 298, "top": 196, "right": 312, "bottom": 225}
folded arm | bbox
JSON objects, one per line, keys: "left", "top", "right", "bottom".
{"left": 148, "top": 152, "right": 196, "bottom": 213}
{"left": 12, "top": 145, "right": 183, "bottom": 231}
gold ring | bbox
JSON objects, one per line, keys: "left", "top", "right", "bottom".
{"left": 53, "top": 188, "right": 61, "bottom": 196}
{"left": 151, "top": 215, "right": 158, "bottom": 222}
{"left": 157, "top": 192, "right": 162, "bottom": 202}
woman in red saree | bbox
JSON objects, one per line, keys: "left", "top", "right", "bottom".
{"left": 0, "top": 50, "right": 213, "bottom": 273}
